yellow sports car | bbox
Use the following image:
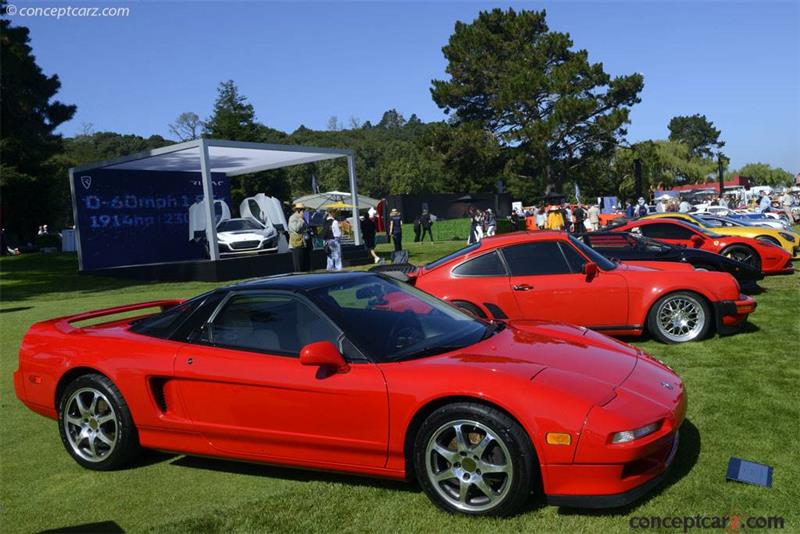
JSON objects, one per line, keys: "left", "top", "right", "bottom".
{"left": 641, "top": 213, "right": 800, "bottom": 258}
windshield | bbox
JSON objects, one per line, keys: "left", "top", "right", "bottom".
{"left": 218, "top": 219, "right": 263, "bottom": 232}
{"left": 629, "top": 233, "right": 671, "bottom": 253}
{"left": 568, "top": 235, "right": 617, "bottom": 270}
{"left": 425, "top": 242, "right": 480, "bottom": 270}
{"left": 308, "top": 275, "right": 490, "bottom": 362}
{"left": 694, "top": 215, "right": 724, "bottom": 228}
{"left": 683, "top": 221, "right": 722, "bottom": 238}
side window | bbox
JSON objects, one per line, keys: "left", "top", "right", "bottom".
{"left": 559, "top": 242, "right": 587, "bottom": 273}
{"left": 640, "top": 223, "right": 693, "bottom": 240}
{"left": 501, "top": 242, "right": 572, "bottom": 276}
{"left": 202, "top": 293, "right": 339, "bottom": 356}
{"left": 452, "top": 251, "right": 507, "bottom": 277}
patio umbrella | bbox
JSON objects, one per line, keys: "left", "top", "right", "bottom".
{"left": 321, "top": 201, "right": 358, "bottom": 210}
{"left": 293, "top": 191, "right": 380, "bottom": 210}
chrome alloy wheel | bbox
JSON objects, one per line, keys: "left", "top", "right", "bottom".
{"left": 655, "top": 294, "right": 706, "bottom": 343}
{"left": 63, "top": 387, "right": 118, "bottom": 462}
{"left": 425, "top": 419, "right": 513, "bottom": 513}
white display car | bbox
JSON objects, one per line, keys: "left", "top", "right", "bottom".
{"left": 215, "top": 217, "right": 279, "bottom": 254}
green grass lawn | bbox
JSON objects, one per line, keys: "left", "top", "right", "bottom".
{"left": 1, "top": 240, "right": 798, "bottom": 533}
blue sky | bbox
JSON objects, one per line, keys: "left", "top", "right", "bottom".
{"left": 14, "top": 0, "right": 800, "bottom": 171}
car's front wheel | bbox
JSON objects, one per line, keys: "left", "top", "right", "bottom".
{"left": 647, "top": 291, "right": 712, "bottom": 344}
{"left": 413, "top": 402, "right": 536, "bottom": 516}
{"left": 721, "top": 244, "right": 762, "bottom": 272}
{"left": 58, "top": 374, "right": 141, "bottom": 470}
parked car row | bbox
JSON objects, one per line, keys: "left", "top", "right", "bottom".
{"left": 13, "top": 214, "right": 794, "bottom": 517}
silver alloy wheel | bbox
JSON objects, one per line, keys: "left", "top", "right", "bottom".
{"left": 425, "top": 419, "right": 513, "bottom": 512}
{"left": 655, "top": 294, "right": 706, "bottom": 343}
{"left": 63, "top": 387, "right": 118, "bottom": 462}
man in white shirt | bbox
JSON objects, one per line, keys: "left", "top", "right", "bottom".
{"left": 587, "top": 204, "right": 600, "bottom": 231}
{"left": 757, "top": 191, "right": 771, "bottom": 213}
{"left": 679, "top": 200, "right": 691, "bottom": 213}
{"left": 782, "top": 192, "right": 795, "bottom": 222}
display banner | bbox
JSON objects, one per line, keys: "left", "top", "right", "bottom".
{"left": 72, "top": 169, "right": 230, "bottom": 270}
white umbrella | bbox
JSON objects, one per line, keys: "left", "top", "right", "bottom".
{"left": 292, "top": 191, "right": 380, "bottom": 210}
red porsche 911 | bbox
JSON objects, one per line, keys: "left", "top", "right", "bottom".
{"left": 16, "top": 272, "right": 684, "bottom": 516}
{"left": 409, "top": 232, "right": 756, "bottom": 344}
{"left": 611, "top": 218, "right": 793, "bottom": 275}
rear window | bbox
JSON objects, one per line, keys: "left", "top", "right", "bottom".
{"left": 425, "top": 243, "right": 480, "bottom": 270}
{"left": 452, "top": 251, "right": 507, "bottom": 277}
{"left": 130, "top": 291, "right": 220, "bottom": 340}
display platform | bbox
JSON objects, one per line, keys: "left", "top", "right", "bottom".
{"left": 82, "top": 245, "right": 372, "bottom": 282}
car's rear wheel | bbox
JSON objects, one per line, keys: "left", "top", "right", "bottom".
{"left": 58, "top": 374, "right": 140, "bottom": 470}
{"left": 647, "top": 291, "right": 712, "bottom": 344}
{"left": 721, "top": 244, "right": 762, "bottom": 272}
{"left": 413, "top": 403, "right": 536, "bottom": 516}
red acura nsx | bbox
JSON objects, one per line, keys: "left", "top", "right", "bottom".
{"left": 16, "top": 272, "right": 684, "bottom": 515}
{"left": 409, "top": 232, "right": 756, "bottom": 343}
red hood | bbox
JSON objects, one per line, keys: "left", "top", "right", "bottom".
{"left": 419, "top": 320, "right": 641, "bottom": 387}
{"left": 617, "top": 261, "right": 696, "bottom": 272}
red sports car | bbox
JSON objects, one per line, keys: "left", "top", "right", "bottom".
{"left": 16, "top": 272, "right": 684, "bottom": 516}
{"left": 611, "top": 219, "right": 793, "bottom": 275}
{"left": 410, "top": 232, "right": 756, "bottom": 343}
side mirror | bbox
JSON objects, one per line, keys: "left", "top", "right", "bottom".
{"left": 582, "top": 261, "right": 599, "bottom": 280}
{"left": 300, "top": 341, "right": 349, "bottom": 374}
{"left": 690, "top": 235, "right": 705, "bottom": 247}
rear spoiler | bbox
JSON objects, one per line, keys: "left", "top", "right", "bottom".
{"left": 52, "top": 300, "right": 184, "bottom": 333}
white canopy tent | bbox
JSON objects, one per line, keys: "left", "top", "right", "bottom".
{"left": 70, "top": 138, "right": 362, "bottom": 264}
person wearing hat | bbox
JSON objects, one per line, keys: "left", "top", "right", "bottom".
{"left": 388, "top": 208, "right": 402, "bottom": 252}
{"left": 288, "top": 202, "right": 310, "bottom": 272}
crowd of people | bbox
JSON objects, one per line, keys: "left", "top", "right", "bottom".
{"left": 466, "top": 207, "right": 497, "bottom": 244}
{"left": 509, "top": 203, "right": 603, "bottom": 235}
{"left": 287, "top": 203, "right": 383, "bottom": 273}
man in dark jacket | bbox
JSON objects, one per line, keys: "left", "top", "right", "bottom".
{"left": 420, "top": 210, "right": 434, "bottom": 242}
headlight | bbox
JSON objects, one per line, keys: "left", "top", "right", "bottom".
{"left": 779, "top": 232, "right": 794, "bottom": 241}
{"left": 611, "top": 421, "right": 661, "bottom": 444}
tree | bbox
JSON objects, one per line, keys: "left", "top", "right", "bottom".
{"left": 431, "top": 8, "right": 643, "bottom": 198}
{"left": 204, "top": 80, "right": 261, "bottom": 140}
{"left": 168, "top": 112, "right": 202, "bottom": 141}
{"left": 326, "top": 116, "right": 341, "bottom": 131}
{"left": 423, "top": 121, "right": 504, "bottom": 193}
{"left": 1, "top": 11, "right": 76, "bottom": 237}
{"left": 611, "top": 140, "right": 716, "bottom": 199}
{"left": 377, "top": 109, "right": 407, "bottom": 129}
{"left": 668, "top": 114, "right": 724, "bottom": 159}
{"left": 732, "top": 163, "right": 793, "bottom": 186}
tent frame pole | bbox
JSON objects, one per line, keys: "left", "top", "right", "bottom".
{"left": 199, "top": 138, "right": 220, "bottom": 261}
{"left": 347, "top": 154, "right": 362, "bottom": 246}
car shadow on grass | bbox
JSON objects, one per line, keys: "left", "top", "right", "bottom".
{"left": 39, "top": 520, "right": 124, "bottom": 533}
{"left": 169, "top": 455, "right": 417, "bottom": 493}
{"left": 555, "top": 418, "right": 701, "bottom": 518}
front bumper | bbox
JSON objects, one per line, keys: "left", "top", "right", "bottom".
{"left": 714, "top": 294, "right": 757, "bottom": 335}
{"left": 546, "top": 430, "right": 679, "bottom": 508}
{"left": 218, "top": 238, "right": 278, "bottom": 254}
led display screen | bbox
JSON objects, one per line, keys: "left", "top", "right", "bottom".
{"left": 72, "top": 169, "right": 230, "bottom": 270}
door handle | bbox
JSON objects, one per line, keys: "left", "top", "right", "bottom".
{"left": 513, "top": 284, "right": 534, "bottom": 291}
